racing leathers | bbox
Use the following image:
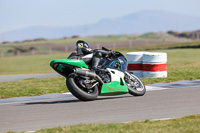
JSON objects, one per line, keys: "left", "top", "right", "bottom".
{"left": 76, "top": 47, "right": 113, "bottom": 70}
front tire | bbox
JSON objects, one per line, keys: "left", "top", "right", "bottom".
{"left": 124, "top": 72, "right": 146, "bottom": 96}
{"left": 66, "top": 73, "right": 99, "bottom": 101}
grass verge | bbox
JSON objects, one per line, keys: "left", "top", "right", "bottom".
{"left": 0, "top": 52, "right": 70, "bottom": 75}
{"left": 0, "top": 76, "right": 67, "bottom": 99}
{"left": 6, "top": 115, "right": 200, "bottom": 133}
{"left": 0, "top": 48, "right": 200, "bottom": 98}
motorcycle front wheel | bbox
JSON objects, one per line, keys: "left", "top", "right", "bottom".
{"left": 124, "top": 71, "right": 146, "bottom": 96}
{"left": 66, "top": 73, "right": 99, "bottom": 101}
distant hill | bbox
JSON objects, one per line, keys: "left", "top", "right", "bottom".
{"left": 1, "top": 10, "right": 200, "bottom": 42}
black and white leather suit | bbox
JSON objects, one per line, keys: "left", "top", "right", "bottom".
{"left": 76, "top": 47, "right": 112, "bottom": 69}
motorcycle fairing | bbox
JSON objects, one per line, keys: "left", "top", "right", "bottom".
{"left": 100, "top": 68, "right": 129, "bottom": 96}
{"left": 50, "top": 59, "right": 89, "bottom": 77}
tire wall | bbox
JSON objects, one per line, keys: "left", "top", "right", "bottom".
{"left": 126, "top": 52, "right": 167, "bottom": 78}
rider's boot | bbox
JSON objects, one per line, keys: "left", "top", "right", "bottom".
{"left": 91, "top": 55, "right": 101, "bottom": 73}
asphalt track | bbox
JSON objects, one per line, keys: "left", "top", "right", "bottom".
{"left": 0, "top": 83, "right": 200, "bottom": 132}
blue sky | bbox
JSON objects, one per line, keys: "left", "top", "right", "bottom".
{"left": 0, "top": 0, "right": 200, "bottom": 34}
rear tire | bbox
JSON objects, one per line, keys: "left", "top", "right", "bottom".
{"left": 66, "top": 73, "right": 99, "bottom": 101}
{"left": 125, "top": 72, "right": 146, "bottom": 96}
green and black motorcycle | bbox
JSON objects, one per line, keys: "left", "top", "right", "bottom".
{"left": 50, "top": 47, "right": 146, "bottom": 101}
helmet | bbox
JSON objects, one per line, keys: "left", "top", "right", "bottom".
{"left": 75, "top": 40, "right": 90, "bottom": 51}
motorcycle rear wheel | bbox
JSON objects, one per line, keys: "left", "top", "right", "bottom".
{"left": 66, "top": 73, "right": 99, "bottom": 101}
{"left": 125, "top": 72, "right": 146, "bottom": 96}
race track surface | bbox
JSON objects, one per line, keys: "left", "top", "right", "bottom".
{"left": 0, "top": 85, "right": 200, "bottom": 132}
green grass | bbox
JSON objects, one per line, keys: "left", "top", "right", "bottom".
{"left": 1, "top": 41, "right": 200, "bottom": 98}
{"left": 0, "top": 52, "right": 70, "bottom": 75}
{"left": 0, "top": 48, "right": 200, "bottom": 98}
{"left": 0, "top": 76, "right": 67, "bottom": 98}
{"left": 6, "top": 115, "right": 200, "bottom": 133}
{"left": 115, "top": 41, "right": 200, "bottom": 51}
{"left": 0, "top": 34, "right": 137, "bottom": 46}
{"left": 138, "top": 32, "right": 176, "bottom": 40}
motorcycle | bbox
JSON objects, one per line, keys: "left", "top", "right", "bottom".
{"left": 50, "top": 47, "right": 146, "bottom": 101}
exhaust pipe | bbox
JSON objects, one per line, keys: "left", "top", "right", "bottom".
{"left": 74, "top": 69, "right": 104, "bottom": 84}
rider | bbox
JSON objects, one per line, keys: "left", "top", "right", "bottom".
{"left": 74, "top": 40, "right": 114, "bottom": 71}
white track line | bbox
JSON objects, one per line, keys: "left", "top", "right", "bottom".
{"left": 151, "top": 118, "right": 173, "bottom": 121}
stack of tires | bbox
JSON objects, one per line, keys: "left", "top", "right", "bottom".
{"left": 126, "top": 52, "right": 167, "bottom": 78}
{"left": 126, "top": 52, "right": 146, "bottom": 78}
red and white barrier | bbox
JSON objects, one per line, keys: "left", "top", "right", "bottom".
{"left": 126, "top": 52, "right": 167, "bottom": 78}
{"left": 126, "top": 52, "right": 148, "bottom": 78}
{"left": 143, "top": 52, "right": 167, "bottom": 78}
